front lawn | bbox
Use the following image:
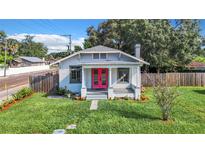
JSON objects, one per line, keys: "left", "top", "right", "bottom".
{"left": 0, "top": 87, "right": 205, "bottom": 134}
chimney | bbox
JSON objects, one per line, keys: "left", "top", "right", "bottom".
{"left": 134, "top": 44, "right": 141, "bottom": 58}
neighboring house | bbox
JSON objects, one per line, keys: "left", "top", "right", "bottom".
{"left": 51, "top": 45, "right": 149, "bottom": 100}
{"left": 186, "top": 61, "right": 205, "bottom": 71}
{"left": 11, "top": 56, "right": 45, "bottom": 67}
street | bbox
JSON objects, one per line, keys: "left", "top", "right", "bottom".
{"left": 0, "top": 69, "right": 57, "bottom": 100}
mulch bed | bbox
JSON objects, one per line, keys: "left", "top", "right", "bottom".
{"left": 0, "top": 93, "right": 33, "bottom": 112}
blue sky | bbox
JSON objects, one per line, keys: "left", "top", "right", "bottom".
{"left": 0, "top": 19, "right": 204, "bottom": 53}
{"left": 0, "top": 19, "right": 105, "bottom": 38}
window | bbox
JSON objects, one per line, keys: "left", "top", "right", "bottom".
{"left": 117, "top": 68, "right": 129, "bottom": 83}
{"left": 70, "top": 66, "right": 81, "bottom": 83}
{"left": 93, "top": 53, "right": 107, "bottom": 60}
{"left": 100, "top": 53, "right": 107, "bottom": 59}
{"left": 93, "top": 53, "right": 99, "bottom": 59}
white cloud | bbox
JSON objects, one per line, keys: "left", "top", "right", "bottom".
{"left": 8, "top": 33, "right": 85, "bottom": 53}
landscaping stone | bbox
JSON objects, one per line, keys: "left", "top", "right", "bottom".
{"left": 90, "top": 100, "right": 98, "bottom": 110}
{"left": 66, "top": 124, "right": 77, "bottom": 129}
{"left": 53, "top": 129, "right": 66, "bottom": 134}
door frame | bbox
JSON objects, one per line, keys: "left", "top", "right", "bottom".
{"left": 92, "top": 68, "right": 108, "bottom": 89}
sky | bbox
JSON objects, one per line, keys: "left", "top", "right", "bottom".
{"left": 0, "top": 19, "right": 205, "bottom": 53}
{"left": 0, "top": 19, "right": 105, "bottom": 53}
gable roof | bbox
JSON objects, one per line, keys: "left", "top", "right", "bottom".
{"left": 51, "top": 45, "right": 149, "bottom": 65}
{"left": 81, "top": 45, "right": 120, "bottom": 52}
{"left": 20, "top": 56, "right": 44, "bottom": 63}
{"left": 187, "top": 61, "right": 205, "bottom": 68}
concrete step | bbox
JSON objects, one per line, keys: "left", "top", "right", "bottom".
{"left": 87, "top": 91, "right": 107, "bottom": 95}
{"left": 86, "top": 94, "right": 107, "bottom": 100}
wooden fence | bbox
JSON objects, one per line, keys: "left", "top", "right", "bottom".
{"left": 29, "top": 72, "right": 205, "bottom": 94}
{"left": 141, "top": 73, "right": 205, "bottom": 87}
{"left": 29, "top": 70, "right": 59, "bottom": 93}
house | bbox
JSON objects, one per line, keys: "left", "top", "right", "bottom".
{"left": 11, "top": 56, "right": 45, "bottom": 67}
{"left": 186, "top": 61, "right": 205, "bottom": 71}
{"left": 51, "top": 45, "right": 149, "bottom": 100}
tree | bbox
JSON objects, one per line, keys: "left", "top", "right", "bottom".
{"left": 74, "top": 45, "right": 82, "bottom": 52}
{"left": 85, "top": 19, "right": 202, "bottom": 72}
{"left": 83, "top": 39, "right": 92, "bottom": 49}
{"left": 47, "top": 51, "right": 69, "bottom": 59}
{"left": 18, "top": 35, "right": 48, "bottom": 58}
{"left": 0, "top": 31, "right": 6, "bottom": 41}
{"left": 0, "top": 31, "right": 19, "bottom": 65}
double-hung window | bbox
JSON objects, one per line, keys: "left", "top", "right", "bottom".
{"left": 117, "top": 68, "right": 129, "bottom": 83}
{"left": 70, "top": 66, "right": 81, "bottom": 83}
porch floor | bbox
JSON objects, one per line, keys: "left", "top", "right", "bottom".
{"left": 113, "top": 88, "right": 134, "bottom": 94}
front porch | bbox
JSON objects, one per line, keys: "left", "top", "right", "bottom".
{"left": 80, "top": 64, "right": 141, "bottom": 100}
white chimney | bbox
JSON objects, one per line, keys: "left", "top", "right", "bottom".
{"left": 135, "top": 44, "right": 141, "bottom": 58}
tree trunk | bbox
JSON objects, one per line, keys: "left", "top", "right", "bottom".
{"left": 162, "top": 112, "right": 169, "bottom": 121}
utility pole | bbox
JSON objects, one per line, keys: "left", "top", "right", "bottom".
{"left": 61, "top": 34, "right": 72, "bottom": 53}
{"left": 4, "top": 39, "right": 7, "bottom": 77}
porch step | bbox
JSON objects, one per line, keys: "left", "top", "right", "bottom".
{"left": 86, "top": 94, "right": 107, "bottom": 100}
{"left": 87, "top": 91, "right": 107, "bottom": 95}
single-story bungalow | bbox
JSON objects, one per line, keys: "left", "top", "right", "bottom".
{"left": 51, "top": 45, "right": 149, "bottom": 100}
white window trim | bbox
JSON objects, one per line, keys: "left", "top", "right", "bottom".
{"left": 69, "top": 66, "right": 82, "bottom": 84}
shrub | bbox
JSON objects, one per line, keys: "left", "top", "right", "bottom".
{"left": 56, "top": 87, "right": 74, "bottom": 98}
{"left": 0, "top": 105, "right": 3, "bottom": 111}
{"left": 153, "top": 85, "right": 179, "bottom": 121}
{"left": 12, "top": 87, "right": 33, "bottom": 100}
{"left": 56, "top": 87, "right": 69, "bottom": 96}
{"left": 7, "top": 99, "right": 14, "bottom": 104}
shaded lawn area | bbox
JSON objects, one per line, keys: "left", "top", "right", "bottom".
{"left": 0, "top": 87, "right": 205, "bottom": 134}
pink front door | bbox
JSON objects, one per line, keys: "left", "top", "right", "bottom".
{"left": 92, "top": 68, "right": 108, "bottom": 89}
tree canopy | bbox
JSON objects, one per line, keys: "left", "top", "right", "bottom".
{"left": 0, "top": 31, "right": 20, "bottom": 64}
{"left": 18, "top": 35, "right": 48, "bottom": 58}
{"left": 74, "top": 45, "right": 82, "bottom": 52}
{"left": 84, "top": 19, "right": 203, "bottom": 72}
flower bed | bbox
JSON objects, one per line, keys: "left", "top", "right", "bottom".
{"left": 0, "top": 87, "right": 33, "bottom": 111}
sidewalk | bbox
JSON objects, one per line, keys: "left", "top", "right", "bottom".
{"left": 0, "top": 84, "right": 29, "bottom": 101}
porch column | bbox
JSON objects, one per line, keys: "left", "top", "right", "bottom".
{"left": 134, "top": 66, "right": 141, "bottom": 100}
{"left": 82, "top": 66, "right": 85, "bottom": 88}
{"left": 81, "top": 66, "right": 87, "bottom": 99}
{"left": 109, "top": 67, "right": 112, "bottom": 88}
{"left": 108, "top": 67, "right": 114, "bottom": 99}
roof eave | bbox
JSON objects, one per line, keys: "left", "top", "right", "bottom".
{"left": 50, "top": 48, "right": 150, "bottom": 66}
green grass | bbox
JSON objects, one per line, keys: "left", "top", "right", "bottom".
{"left": 0, "top": 87, "right": 205, "bottom": 134}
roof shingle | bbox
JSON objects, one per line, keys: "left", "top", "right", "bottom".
{"left": 20, "top": 56, "right": 44, "bottom": 63}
